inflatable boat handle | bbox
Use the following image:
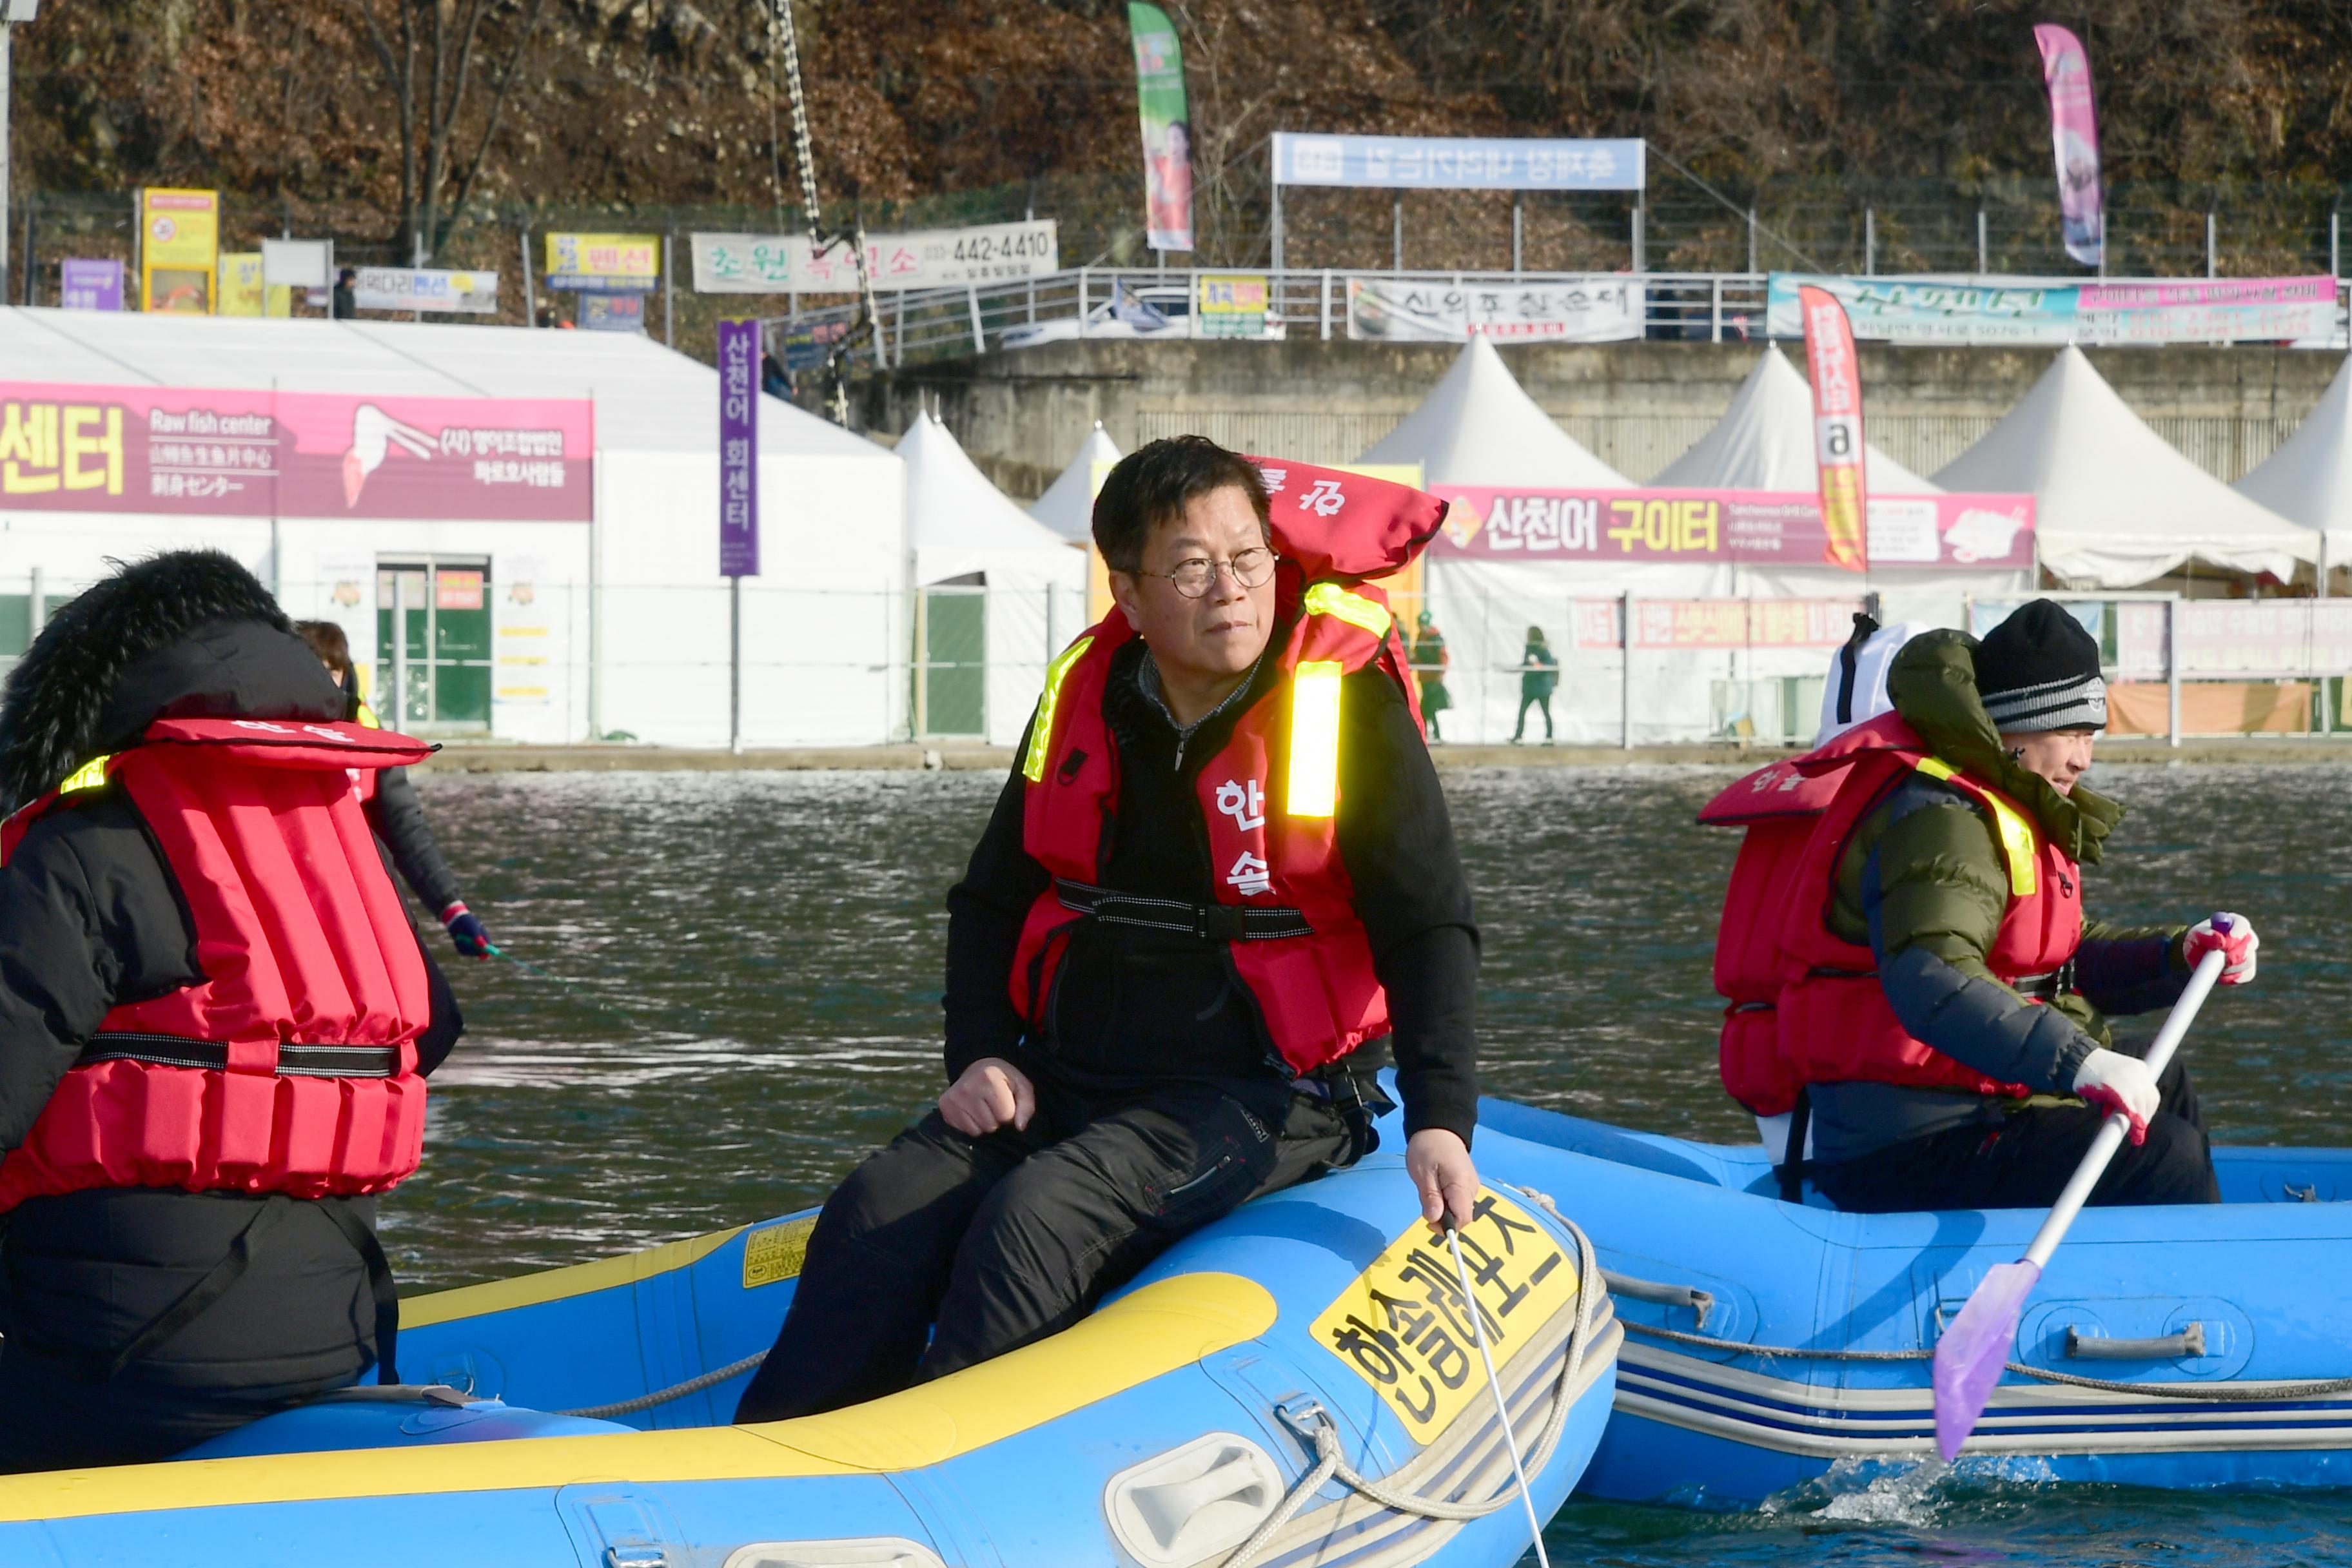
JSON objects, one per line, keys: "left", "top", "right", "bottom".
{"left": 1602, "top": 1270, "right": 1715, "bottom": 1331}
{"left": 2064, "top": 1323, "right": 2206, "bottom": 1361}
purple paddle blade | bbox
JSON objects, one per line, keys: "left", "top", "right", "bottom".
{"left": 1932, "top": 1259, "right": 2040, "bottom": 1461}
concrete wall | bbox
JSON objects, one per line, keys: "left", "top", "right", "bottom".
{"left": 836, "top": 340, "right": 2344, "bottom": 500}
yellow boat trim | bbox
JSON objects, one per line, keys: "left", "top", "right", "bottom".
{"left": 401, "top": 1226, "right": 747, "bottom": 1329}
{"left": 0, "top": 1271, "right": 1276, "bottom": 1523}
{"left": 1302, "top": 581, "right": 1392, "bottom": 638}
{"left": 1914, "top": 756, "right": 2039, "bottom": 897}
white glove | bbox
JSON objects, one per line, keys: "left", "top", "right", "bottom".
{"left": 2071, "top": 1048, "right": 2159, "bottom": 1146}
{"left": 2184, "top": 912, "right": 2258, "bottom": 986}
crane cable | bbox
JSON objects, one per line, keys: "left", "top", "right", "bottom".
{"left": 767, "top": 0, "right": 884, "bottom": 426}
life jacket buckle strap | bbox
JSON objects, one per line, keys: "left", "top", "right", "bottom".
{"left": 1052, "top": 877, "right": 1314, "bottom": 943}
{"left": 2008, "top": 957, "right": 2077, "bottom": 1001}
{"left": 77, "top": 1033, "right": 402, "bottom": 1079}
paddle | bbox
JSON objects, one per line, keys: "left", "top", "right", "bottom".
{"left": 1930, "top": 929, "right": 2233, "bottom": 1460}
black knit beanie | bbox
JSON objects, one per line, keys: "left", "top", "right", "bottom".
{"left": 1975, "top": 599, "right": 2106, "bottom": 732}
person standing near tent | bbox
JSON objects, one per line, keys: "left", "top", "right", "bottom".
{"left": 0, "top": 553, "right": 464, "bottom": 1469}
{"left": 735, "top": 438, "right": 1482, "bottom": 1420}
{"left": 1511, "top": 625, "right": 1559, "bottom": 745}
{"left": 1714, "top": 602, "right": 2254, "bottom": 1213}
{"left": 1411, "top": 609, "right": 1453, "bottom": 741}
{"left": 296, "top": 622, "right": 493, "bottom": 961}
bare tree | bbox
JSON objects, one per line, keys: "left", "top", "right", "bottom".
{"left": 344, "top": 0, "right": 551, "bottom": 263}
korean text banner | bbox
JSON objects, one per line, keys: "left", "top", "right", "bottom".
{"left": 1274, "top": 132, "right": 1644, "bottom": 191}
{"left": 351, "top": 267, "right": 500, "bottom": 314}
{"left": 1565, "top": 598, "right": 1867, "bottom": 652}
{"left": 1764, "top": 273, "right": 2340, "bottom": 346}
{"left": 692, "top": 222, "right": 1058, "bottom": 294}
{"left": 2034, "top": 24, "right": 2104, "bottom": 269}
{"left": 1195, "top": 273, "right": 1274, "bottom": 338}
{"left": 716, "top": 321, "right": 760, "bottom": 578}
{"left": 1348, "top": 276, "right": 1643, "bottom": 342}
{"left": 545, "top": 233, "right": 659, "bottom": 293}
{"left": 1798, "top": 284, "right": 1867, "bottom": 571}
{"left": 1429, "top": 485, "right": 2035, "bottom": 571}
{"left": 60, "top": 259, "right": 122, "bottom": 311}
{"left": 0, "top": 382, "right": 592, "bottom": 522}
{"left": 1128, "top": 3, "right": 1193, "bottom": 251}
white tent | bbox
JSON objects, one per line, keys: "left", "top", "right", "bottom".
{"left": 1935, "top": 346, "right": 2320, "bottom": 588}
{"left": 1358, "top": 336, "right": 1629, "bottom": 486}
{"left": 1650, "top": 344, "right": 1941, "bottom": 495}
{"left": 0, "top": 308, "right": 907, "bottom": 747}
{"left": 899, "top": 410, "right": 1086, "bottom": 747}
{"left": 2233, "top": 353, "right": 2352, "bottom": 578}
{"left": 1029, "top": 422, "right": 1121, "bottom": 543}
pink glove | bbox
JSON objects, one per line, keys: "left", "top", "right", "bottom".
{"left": 2071, "top": 1047, "right": 2159, "bottom": 1146}
{"left": 2183, "top": 912, "right": 2258, "bottom": 986}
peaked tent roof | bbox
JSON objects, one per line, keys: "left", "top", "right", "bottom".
{"left": 2233, "top": 352, "right": 2352, "bottom": 565}
{"left": 1935, "top": 346, "right": 2320, "bottom": 587}
{"left": 1356, "top": 337, "right": 1630, "bottom": 486}
{"left": 1650, "top": 344, "right": 1941, "bottom": 493}
{"left": 1029, "top": 422, "right": 1122, "bottom": 542}
{"left": 901, "top": 410, "right": 1085, "bottom": 590}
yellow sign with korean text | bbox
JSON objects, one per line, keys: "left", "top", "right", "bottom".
{"left": 544, "top": 232, "right": 660, "bottom": 284}
{"left": 139, "top": 188, "right": 219, "bottom": 313}
{"left": 217, "top": 252, "right": 265, "bottom": 317}
{"left": 1309, "top": 1188, "right": 1578, "bottom": 1445}
{"left": 0, "top": 400, "right": 126, "bottom": 498}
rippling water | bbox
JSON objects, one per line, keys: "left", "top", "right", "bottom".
{"left": 389, "top": 760, "right": 2352, "bottom": 1564}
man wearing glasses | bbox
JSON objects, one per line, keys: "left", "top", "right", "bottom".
{"left": 737, "top": 436, "right": 1480, "bottom": 1418}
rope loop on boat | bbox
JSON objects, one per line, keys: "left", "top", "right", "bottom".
{"left": 558, "top": 1349, "right": 769, "bottom": 1420}
{"left": 1616, "top": 1313, "right": 2352, "bottom": 1402}
{"left": 1220, "top": 1187, "right": 1602, "bottom": 1568}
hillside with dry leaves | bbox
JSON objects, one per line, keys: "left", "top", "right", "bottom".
{"left": 14, "top": 1, "right": 2352, "bottom": 277}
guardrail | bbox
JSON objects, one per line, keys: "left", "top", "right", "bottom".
{"left": 775, "top": 269, "right": 1776, "bottom": 370}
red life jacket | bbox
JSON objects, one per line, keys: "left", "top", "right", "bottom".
{"left": 1009, "top": 458, "right": 1444, "bottom": 1078}
{"left": 1703, "top": 712, "right": 2083, "bottom": 1114}
{"left": 0, "top": 716, "right": 437, "bottom": 1213}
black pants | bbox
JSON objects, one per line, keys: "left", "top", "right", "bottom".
{"left": 0, "top": 1189, "right": 384, "bottom": 1472}
{"left": 735, "top": 1077, "right": 1361, "bottom": 1422}
{"left": 1513, "top": 693, "right": 1553, "bottom": 740}
{"left": 1811, "top": 1057, "right": 2221, "bottom": 1213}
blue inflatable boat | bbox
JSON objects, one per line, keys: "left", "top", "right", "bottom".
{"left": 0, "top": 1152, "right": 1618, "bottom": 1567}
{"left": 1468, "top": 1096, "right": 2352, "bottom": 1505}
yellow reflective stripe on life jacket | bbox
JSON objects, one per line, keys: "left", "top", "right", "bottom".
{"left": 1023, "top": 635, "right": 1097, "bottom": 784}
{"left": 1301, "top": 581, "right": 1392, "bottom": 639}
{"left": 1287, "top": 660, "right": 1344, "bottom": 818}
{"left": 1914, "top": 756, "right": 2039, "bottom": 897}
{"left": 355, "top": 701, "right": 382, "bottom": 730}
{"left": 57, "top": 755, "right": 114, "bottom": 795}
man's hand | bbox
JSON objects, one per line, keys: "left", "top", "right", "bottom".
{"left": 2184, "top": 912, "right": 2259, "bottom": 986}
{"left": 939, "top": 1057, "right": 1035, "bottom": 1139}
{"left": 2070, "top": 1047, "right": 2160, "bottom": 1146}
{"left": 441, "top": 903, "right": 492, "bottom": 959}
{"left": 1407, "top": 1127, "right": 1478, "bottom": 1235}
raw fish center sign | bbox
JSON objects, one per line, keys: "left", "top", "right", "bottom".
{"left": 0, "top": 382, "right": 593, "bottom": 521}
{"left": 1431, "top": 486, "right": 2036, "bottom": 571}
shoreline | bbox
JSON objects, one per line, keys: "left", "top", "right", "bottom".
{"left": 413, "top": 739, "right": 2352, "bottom": 774}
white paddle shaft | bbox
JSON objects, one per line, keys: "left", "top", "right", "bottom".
{"left": 2021, "top": 946, "right": 2227, "bottom": 1271}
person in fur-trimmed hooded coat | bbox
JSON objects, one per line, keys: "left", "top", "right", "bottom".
{"left": 0, "top": 550, "right": 464, "bottom": 1472}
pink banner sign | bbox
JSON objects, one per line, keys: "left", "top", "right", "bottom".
{"left": 1429, "top": 486, "right": 2035, "bottom": 571}
{"left": 0, "top": 381, "right": 593, "bottom": 522}
{"left": 1568, "top": 598, "right": 1866, "bottom": 652}
{"left": 2034, "top": 23, "right": 2104, "bottom": 268}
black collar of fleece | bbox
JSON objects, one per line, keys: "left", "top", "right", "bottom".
{"left": 0, "top": 551, "right": 308, "bottom": 815}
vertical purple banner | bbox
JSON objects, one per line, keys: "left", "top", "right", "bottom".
{"left": 60, "top": 258, "right": 124, "bottom": 311}
{"left": 2033, "top": 24, "right": 2104, "bottom": 270}
{"left": 717, "top": 318, "right": 760, "bottom": 578}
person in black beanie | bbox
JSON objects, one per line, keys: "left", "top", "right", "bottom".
{"left": 1759, "top": 602, "right": 2259, "bottom": 1213}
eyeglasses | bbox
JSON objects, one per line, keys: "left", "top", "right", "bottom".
{"left": 1139, "top": 547, "right": 1279, "bottom": 598}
